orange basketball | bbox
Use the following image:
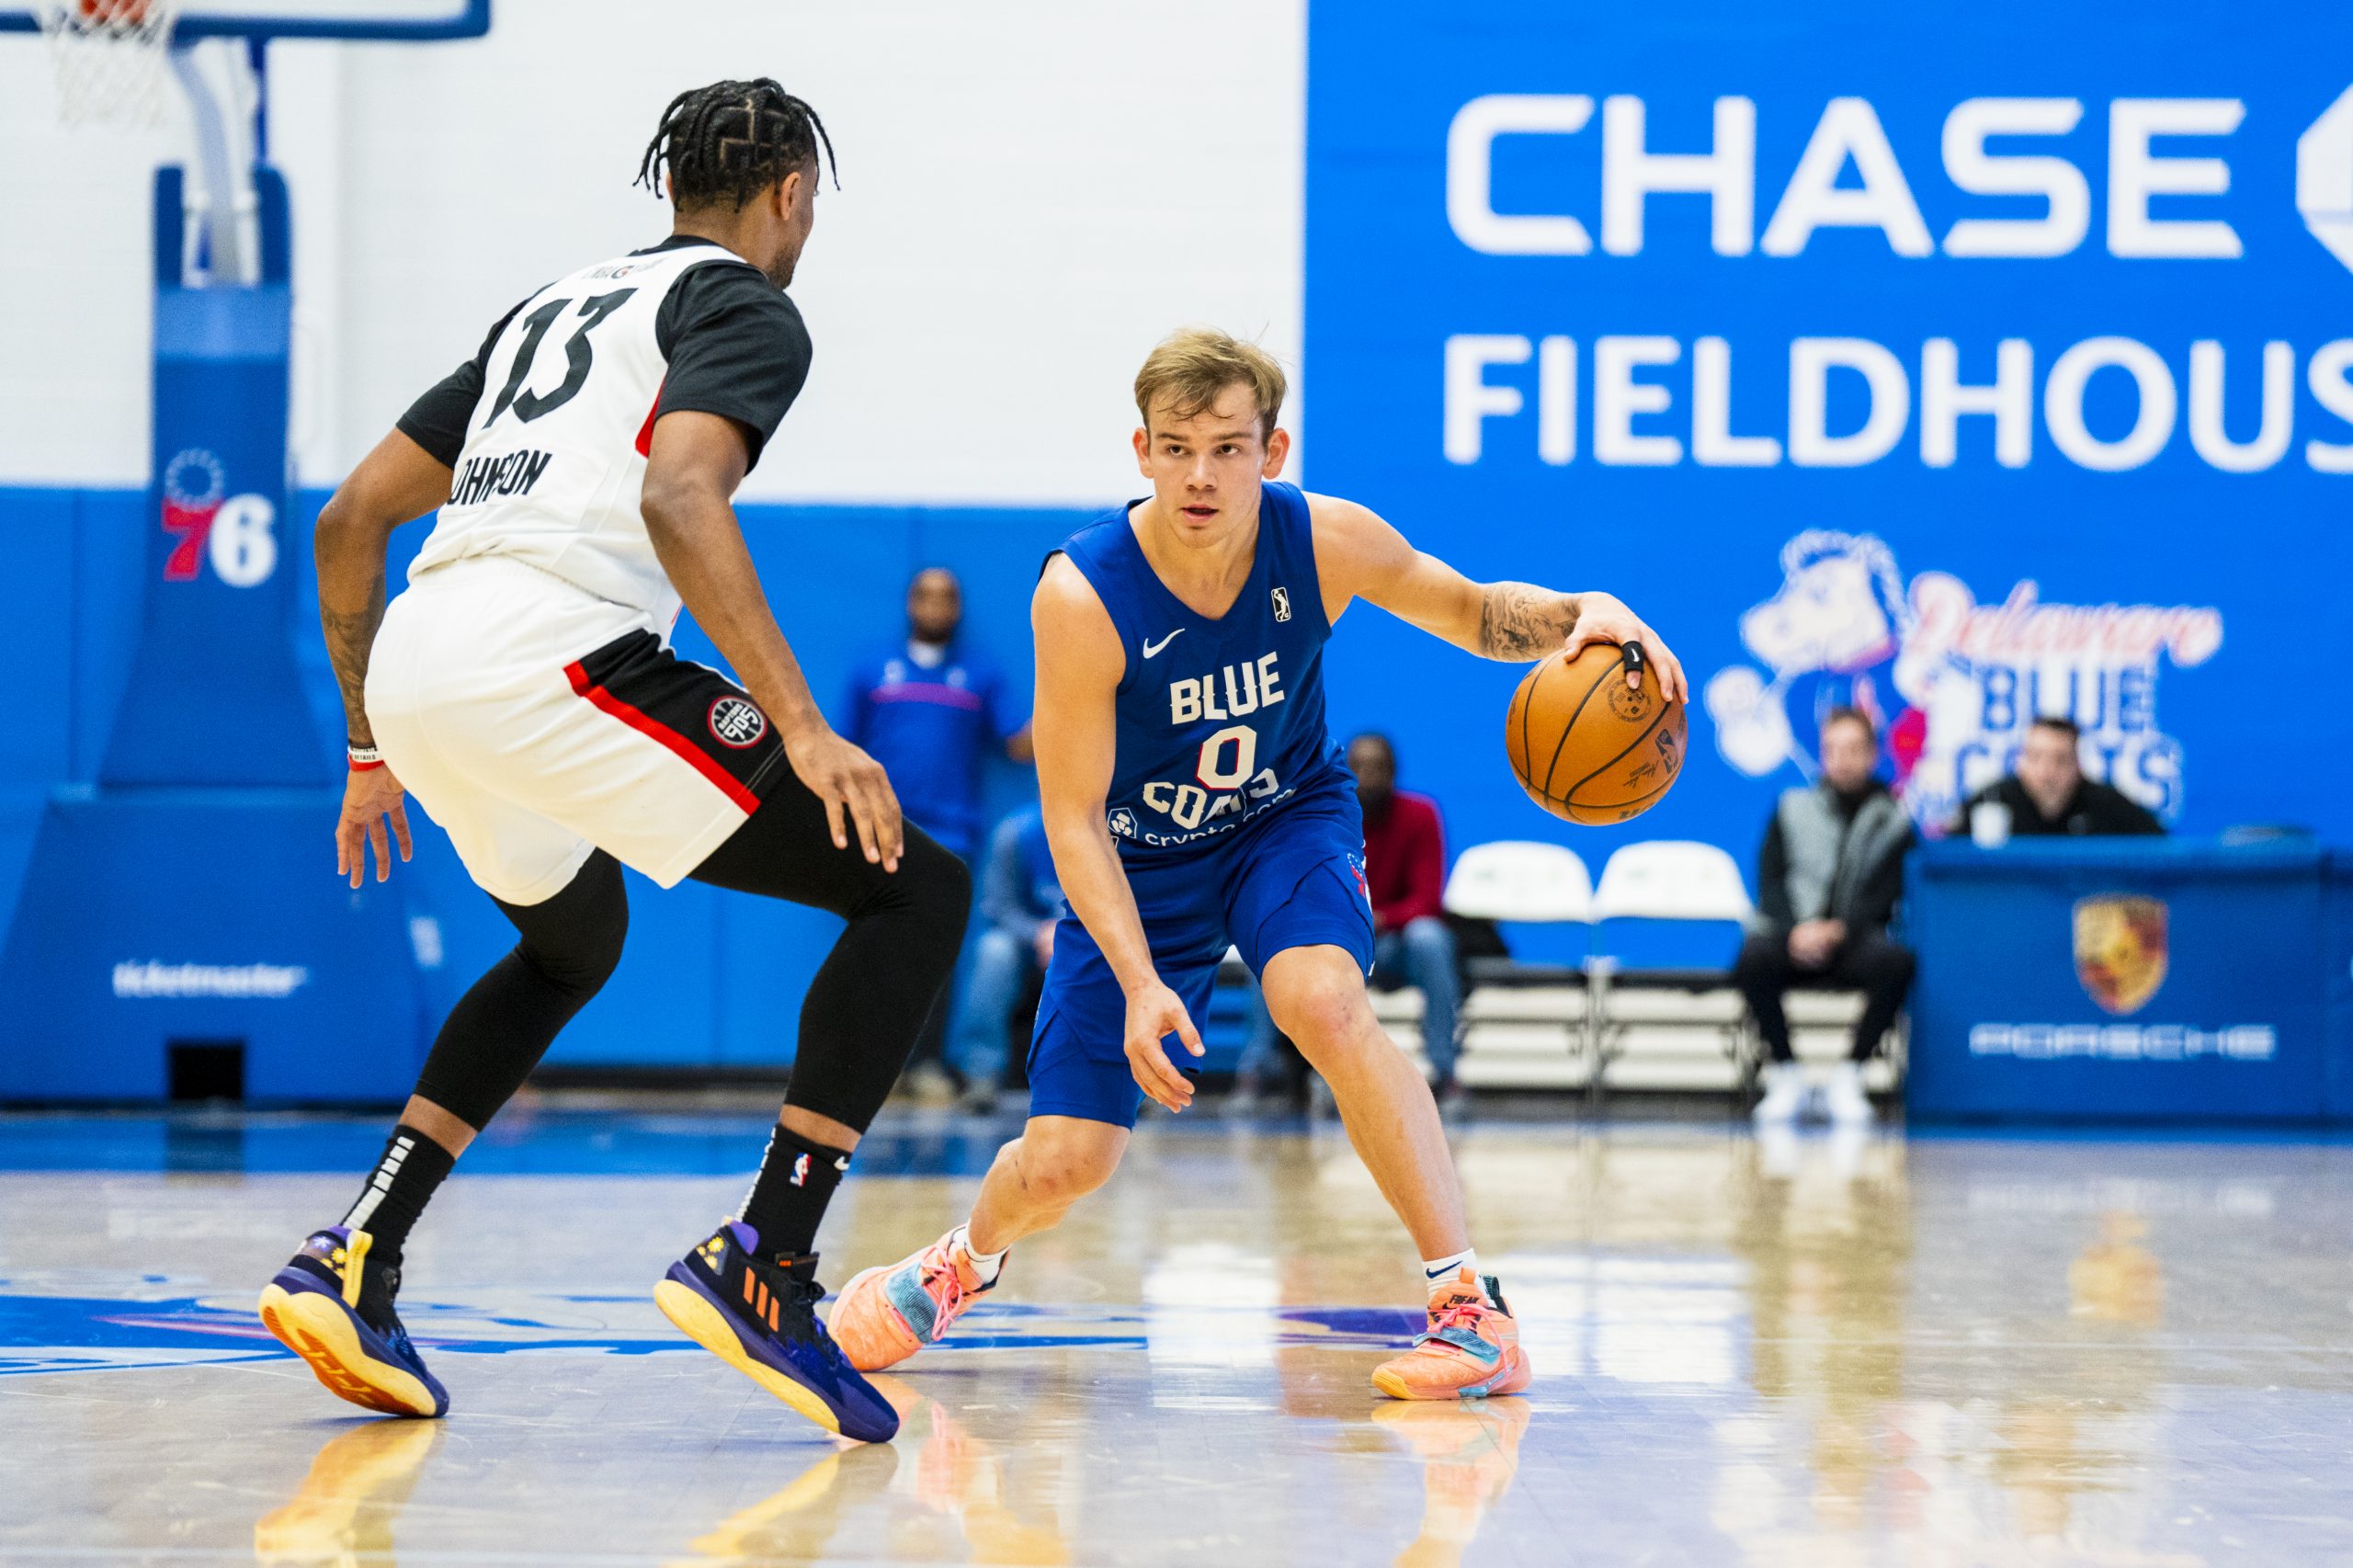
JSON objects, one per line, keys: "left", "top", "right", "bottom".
{"left": 1505, "top": 642, "right": 1687, "bottom": 825}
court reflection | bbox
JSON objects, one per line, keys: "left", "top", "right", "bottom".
{"left": 1712, "top": 1131, "right": 2184, "bottom": 1558}
{"left": 1731, "top": 1126, "right": 1915, "bottom": 1537}
{"left": 253, "top": 1418, "right": 442, "bottom": 1567}
{"left": 869, "top": 1376, "right": 1074, "bottom": 1566}
{"left": 669, "top": 1441, "right": 901, "bottom": 1568}
{"left": 1372, "top": 1399, "right": 1530, "bottom": 1568}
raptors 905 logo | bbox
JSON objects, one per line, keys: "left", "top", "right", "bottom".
{"left": 708, "top": 696, "right": 769, "bottom": 748}
{"left": 161, "top": 449, "right": 278, "bottom": 588}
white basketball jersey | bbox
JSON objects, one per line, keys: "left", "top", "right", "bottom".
{"left": 407, "top": 242, "right": 751, "bottom": 626}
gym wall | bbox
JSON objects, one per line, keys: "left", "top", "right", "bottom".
{"left": 6, "top": 0, "right": 2350, "bottom": 1071}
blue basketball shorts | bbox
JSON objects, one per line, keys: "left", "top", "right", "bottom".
{"left": 1026, "top": 781, "right": 1376, "bottom": 1129}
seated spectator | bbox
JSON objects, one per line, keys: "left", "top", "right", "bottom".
{"left": 950, "top": 807, "right": 1062, "bottom": 1114}
{"left": 1231, "top": 733, "right": 1466, "bottom": 1113}
{"left": 842, "top": 567, "right": 1032, "bottom": 1099}
{"left": 1733, "top": 707, "right": 1915, "bottom": 1127}
{"left": 1951, "top": 716, "right": 2165, "bottom": 839}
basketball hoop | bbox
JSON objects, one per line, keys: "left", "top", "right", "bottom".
{"left": 35, "top": 0, "right": 182, "bottom": 127}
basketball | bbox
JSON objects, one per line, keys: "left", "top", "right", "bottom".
{"left": 1505, "top": 641, "right": 1687, "bottom": 824}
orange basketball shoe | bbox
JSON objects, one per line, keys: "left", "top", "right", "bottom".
{"left": 1371, "top": 1269, "right": 1531, "bottom": 1401}
{"left": 827, "top": 1230, "right": 999, "bottom": 1373}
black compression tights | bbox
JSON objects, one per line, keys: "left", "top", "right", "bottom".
{"left": 411, "top": 775, "right": 971, "bottom": 1137}
{"left": 413, "top": 851, "right": 629, "bottom": 1129}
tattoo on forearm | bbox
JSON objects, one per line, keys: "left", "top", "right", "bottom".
{"left": 1476, "top": 583, "right": 1578, "bottom": 660}
{"left": 322, "top": 571, "right": 386, "bottom": 743}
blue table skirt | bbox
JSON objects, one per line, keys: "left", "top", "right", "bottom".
{"left": 1907, "top": 839, "right": 2352, "bottom": 1124}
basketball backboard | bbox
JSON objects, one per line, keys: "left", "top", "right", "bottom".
{"left": 0, "top": 0, "right": 487, "bottom": 40}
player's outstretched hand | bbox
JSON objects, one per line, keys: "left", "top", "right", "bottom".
{"left": 335, "top": 764, "right": 414, "bottom": 888}
{"left": 786, "top": 726, "right": 905, "bottom": 871}
{"left": 1123, "top": 981, "right": 1205, "bottom": 1114}
{"left": 1566, "top": 592, "right": 1689, "bottom": 704}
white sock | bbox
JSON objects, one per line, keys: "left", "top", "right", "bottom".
{"left": 1420, "top": 1247, "right": 1477, "bottom": 1290}
{"left": 950, "top": 1223, "right": 1006, "bottom": 1285}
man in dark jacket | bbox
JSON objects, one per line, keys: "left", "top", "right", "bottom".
{"left": 1733, "top": 707, "right": 1915, "bottom": 1126}
{"left": 1950, "top": 716, "right": 2165, "bottom": 839}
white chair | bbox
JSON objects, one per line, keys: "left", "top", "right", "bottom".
{"left": 1442, "top": 841, "right": 1595, "bottom": 1090}
{"left": 1443, "top": 840, "right": 1594, "bottom": 924}
{"left": 1591, "top": 841, "right": 1752, "bottom": 923}
{"left": 1589, "top": 842, "right": 1755, "bottom": 1102}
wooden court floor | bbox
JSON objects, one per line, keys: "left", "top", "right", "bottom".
{"left": 1, "top": 1103, "right": 2348, "bottom": 1565}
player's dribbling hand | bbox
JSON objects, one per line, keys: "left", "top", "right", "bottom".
{"left": 1123, "top": 981, "right": 1204, "bottom": 1113}
{"left": 1565, "top": 592, "right": 1690, "bottom": 704}
{"left": 786, "top": 726, "right": 905, "bottom": 871}
{"left": 335, "top": 764, "right": 414, "bottom": 889}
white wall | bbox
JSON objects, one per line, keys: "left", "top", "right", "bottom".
{"left": 0, "top": 0, "right": 1306, "bottom": 502}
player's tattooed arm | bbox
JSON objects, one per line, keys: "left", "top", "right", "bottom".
{"left": 320, "top": 578, "right": 387, "bottom": 743}
{"left": 314, "top": 426, "right": 454, "bottom": 744}
{"left": 1475, "top": 582, "right": 1579, "bottom": 660}
{"left": 315, "top": 426, "right": 448, "bottom": 885}
{"left": 1306, "top": 490, "right": 1691, "bottom": 700}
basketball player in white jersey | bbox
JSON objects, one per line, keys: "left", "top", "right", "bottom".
{"left": 255, "top": 80, "right": 961, "bottom": 1445}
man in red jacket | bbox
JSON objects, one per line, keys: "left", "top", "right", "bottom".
{"left": 1230, "top": 733, "right": 1465, "bottom": 1111}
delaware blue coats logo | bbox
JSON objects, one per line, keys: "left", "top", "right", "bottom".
{"left": 1703, "top": 531, "right": 2222, "bottom": 828}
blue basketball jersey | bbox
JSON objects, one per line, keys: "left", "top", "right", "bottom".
{"left": 1056, "top": 481, "right": 1350, "bottom": 859}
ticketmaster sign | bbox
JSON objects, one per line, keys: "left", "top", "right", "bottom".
{"left": 1306, "top": 1, "right": 2353, "bottom": 853}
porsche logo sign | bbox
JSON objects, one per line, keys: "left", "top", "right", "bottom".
{"left": 2074, "top": 895, "right": 2169, "bottom": 1017}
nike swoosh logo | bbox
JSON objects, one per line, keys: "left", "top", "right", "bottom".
{"left": 1142, "top": 630, "right": 1186, "bottom": 659}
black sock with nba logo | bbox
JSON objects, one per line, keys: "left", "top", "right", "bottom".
{"left": 737, "top": 1123, "right": 850, "bottom": 1260}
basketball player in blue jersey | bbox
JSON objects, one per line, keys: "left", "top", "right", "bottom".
{"left": 832, "top": 328, "right": 1688, "bottom": 1401}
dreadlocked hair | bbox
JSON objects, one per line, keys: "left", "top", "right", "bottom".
{"left": 635, "top": 78, "right": 836, "bottom": 211}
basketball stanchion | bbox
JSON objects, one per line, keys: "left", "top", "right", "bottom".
{"left": 0, "top": 49, "right": 432, "bottom": 1102}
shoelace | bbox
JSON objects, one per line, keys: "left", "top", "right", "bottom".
{"left": 1424, "top": 1295, "right": 1492, "bottom": 1344}
{"left": 921, "top": 1244, "right": 968, "bottom": 1324}
{"left": 772, "top": 1270, "right": 826, "bottom": 1322}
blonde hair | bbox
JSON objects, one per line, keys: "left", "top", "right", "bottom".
{"left": 1133, "top": 327, "right": 1287, "bottom": 440}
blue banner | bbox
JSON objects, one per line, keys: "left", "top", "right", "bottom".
{"left": 1307, "top": 0, "right": 2353, "bottom": 871}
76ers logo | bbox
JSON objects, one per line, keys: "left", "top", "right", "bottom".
{"left": 160, "top": 448, "right": 278, "bottom": 587}
{"left": 161, "top": 450, "right": 225, "bottom": 582}
{"left": 708, "top": 696, "right": 768, "bottom": 748}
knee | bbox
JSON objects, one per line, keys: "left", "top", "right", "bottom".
{"left": 1869, "top": 940, "right": 1916, "bottom": 987}
{"left": 1009, "top": 1131, "right": 1120, "bottom": 1210}
{"left": 917, "top": 837, "right": 973, "bottom": 922}
{"left": 973, "top": 927, "right": 1023, "bottom": 973}
{"left": 1401, "top": 916, "right": 1455, "bottom": 967}
{"left": 887, "top": 834, "right": 972, "bottom": 944}
{"left": 517, "top": 894, "right": 627, "bottom": 1000}
{"left": 1267, "top": 970, "right": 1373, "bottom": 1054}
{"left": 1732, "top": 933, "right": 1781, "bottom": 987}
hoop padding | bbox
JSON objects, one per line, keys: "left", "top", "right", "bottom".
{"left": 36, "top": 0, "right": 183, "bottom": 127}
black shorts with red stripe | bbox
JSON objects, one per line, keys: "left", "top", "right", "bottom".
{"left": 564, "top": 631, "right": 787, "bottom": 817}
